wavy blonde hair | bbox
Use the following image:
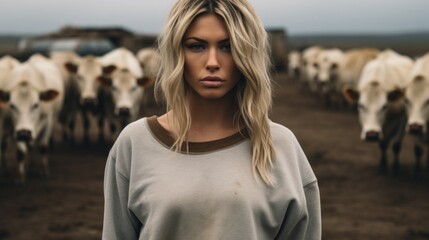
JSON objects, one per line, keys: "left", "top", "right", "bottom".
{"left": 155, "top": 0, "right": 275, "bottom": 185}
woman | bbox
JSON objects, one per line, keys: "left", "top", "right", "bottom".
{"left": 103, "top": 0, "right": 321, "bottom": 239}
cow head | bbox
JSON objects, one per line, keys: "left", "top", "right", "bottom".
{"left": 345, "top": 81, "right": 404, "bottom": 142}
{"left": 4, "top": 81, "right": 59, "bottom": 142}
{"left": 65, "top": 57, "right": 105, "bottom": 109}
{"left": 100, "top": 66, "right": 150, "bottom": 122}
{"left": 405, "top": 75, "right": 429, "bottom": 136}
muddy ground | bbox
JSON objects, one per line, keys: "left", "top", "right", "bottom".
{"left": 0, "top": 72, "right": 428, "bottom": 240}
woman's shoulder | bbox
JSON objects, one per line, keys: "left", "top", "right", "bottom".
{"left": 110, "top": 117, "right": 152, "bottom": 153}
{"left": 269, "top": 120, "right": 298, "bottom": 144}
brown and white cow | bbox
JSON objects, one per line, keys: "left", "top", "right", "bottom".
{"left": 404, "top": 52, "right": 429, "bottom": 175}
{"left": 343, "top": 49, "right": 413, "bottom": 174}
{"left": 0, "top": 54, "right": 63, "bottom": 183}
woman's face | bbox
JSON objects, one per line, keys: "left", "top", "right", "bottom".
{"left": 182, "top": 13, "right": 242, "bottom": 101}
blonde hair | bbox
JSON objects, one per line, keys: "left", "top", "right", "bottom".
{"left": 155, "top": 0, "right": 275, "bottom": 185}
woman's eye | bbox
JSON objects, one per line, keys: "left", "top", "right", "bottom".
{"left": 187, "top": 43, "right": 205, "bottom": 52}
{"left": 219, "top": 43, "right": 231, "bottom": 52}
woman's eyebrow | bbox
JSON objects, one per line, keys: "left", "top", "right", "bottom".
{"left": 183, "top": 37, "right": 230, "bottom": 43}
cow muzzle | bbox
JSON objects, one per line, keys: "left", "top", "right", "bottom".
{"left": 16, "top": 129, "right": 32, "bottom": 142}
{"left": 408, "top": 123, "right": 424, "bottom": 136}
{"left": 118, "top": 107, "right": 131, "bottom": 118}
{"left": 365, "top": 131, "right": 380, "bottom": 142}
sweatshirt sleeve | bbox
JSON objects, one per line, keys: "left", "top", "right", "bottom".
{"left": 102, "top": 150, "right": 141, "bottom": 240}
{"left": 303, "top": 181, "right": 322, "bottom": 240}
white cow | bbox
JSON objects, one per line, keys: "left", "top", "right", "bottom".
{"left": 50, "top": 51, "right": 81, "bottom": 143}
{"left": 315, "top": 48, "right": 344, "bottom": 107}
{"left": 287, "top": 50, "right": 301, "bottom": 81}
{"left": 137, "top": 47, "right": 160, "bottom": 108}
{"left": 404, "top": 52, "right": 429, "bottom": 175}
{"left": 301, "top": 46, "right": 323, "bottom": 93}
{"left": 316, "top": 48, "right": 379, "bottom": 109}
{"left": 62, "top": 55, "right": 109, "bottom": 144}
{"left": 343, "top": 49, "right": 413, "bottom": 174}
{"left": 0, "top": 54, "right": 64, "bottom": 183}
{"left": 99, "top": 47, "right": 151, "bottom": 131}
{"left": 0, "top": 55, "right": 20, "bottom": 174}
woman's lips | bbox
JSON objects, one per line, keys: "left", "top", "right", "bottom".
{"left": 200, "top": 76, "right": 225, "bottom": 87}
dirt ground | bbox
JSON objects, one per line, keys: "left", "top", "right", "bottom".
{"left": 1, "top": 72, "right": 429, "bottom": 240}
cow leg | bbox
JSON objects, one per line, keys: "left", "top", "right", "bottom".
{"left": 82, "top": 109, "right": 91, "bottom": 145}
{"left": 412, "top": 144, "right": 423, "bottom": 178}
{"left": 426, "top": 144, "right": 429, "bottom": 173}
{"left": 97, "top": 115, "right": 105, "bottom": 144}
{"left": 378, "top": 141, "right": 388, "bottom": 173}
{"left": 0, "top": 135, "right": 7, "bottom": 176}
{"left": 39, "top": 145, "right": 50, "bottom": 177}
{"left": 16, "top": 142, "right": 28, "bottom": 184}
{"left": 392, "top": 141, "right": 402, "bottom": 176}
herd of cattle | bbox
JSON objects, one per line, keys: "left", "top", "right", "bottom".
{"left": 1, "top": 44, "right": 428, "bottom": 183}
{"left": 287, "top": 47, "right": 429, "bottom": 176}
{"left": 0, "top": 47, "right": 160, "bottom": 183}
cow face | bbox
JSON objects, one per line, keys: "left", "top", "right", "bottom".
{"left": 65, "top": 58, "right": 103, "bottom": 108}
{"left": 104, "top": 68, "right": 147, "bottom": 121}
{"left": 4, "top": 83, "right": 58, "bottom": 142}
{"left": 405, "top": 76, "right": 429, "bottom": 135}
{"left": 353, "top": 82, "right": 404, "bottom": 141}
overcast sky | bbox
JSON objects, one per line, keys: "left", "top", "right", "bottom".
{"left": 1, "top": 0, "right": 428, "bottom": 36}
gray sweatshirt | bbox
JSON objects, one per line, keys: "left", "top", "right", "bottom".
{"left": 103, "top": 116, "right": 321, "bottom": 240}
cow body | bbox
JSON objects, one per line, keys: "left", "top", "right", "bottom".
{"left": 0, "top": 54, "right": 64, "bottom": 183}
{"left": 100, "top": 48, "right": 150, "bottom": 132}
{"left": 404, "top": 52, "right": 429, "bottom": 174}
{"left": 137, "top": 47, "right": 160, "bottom": 109}
{"left": 301, "top": 46, "right": 323, "bottom": 93}
{"left": 0, "top": 56, "right": 20, "bottom": 174}
{"left": 343, "top": 49, "right": 413, "bottom": 174}
{"left": 50, "top": 51, "right": 81, "bottom": 143}
{"left": 287, "top": 50, "right": 301, "bottom": 81}
{"left": 63, "top": 55, "right": 109, "bottom": 144}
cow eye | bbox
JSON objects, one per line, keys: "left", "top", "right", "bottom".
{"left": 313, "top": 63, "right": 319, "bottom": 68}
{"left": 381, "top": 103, "right": 388, "bottom": 111}
{"left": 130, "top": 86, "right": 138, "bottom": 92}
{"left": 357, "top": 103, "right": 366, "bottom": 111}
{"left": 31, "top": 103, "right": 40, "bottom": 110}
{"left": 404, "top": 98, "right": 410, "bottom": 106}
{"left": 9, "top": 103, "right": 17, "bottom": 111}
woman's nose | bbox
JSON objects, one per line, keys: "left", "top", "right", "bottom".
{"left": 205, "top": 48, "right": 220, "bottom": 71}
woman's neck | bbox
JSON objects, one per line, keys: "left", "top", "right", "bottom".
{"left": 158, "top": 94, "right": 240, "bottom": 142}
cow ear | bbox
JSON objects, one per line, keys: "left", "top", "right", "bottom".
{"left": 103, "top": 65, "right": 117, "bottom": 75}
{"left": 64, "top": 62, "right": 78, "bottom": 74}
{"left": 0, "top": 90, "right": 10, "bottom": 108}
{"left": 39, "top": 90, "right": 59, "bottom": 102}
{"left": 137, "top": 77, "right": 152, "bottom": 87}
{"left": 387, "top": 89, "right": 404, "bottom": 103}
{"left": 342, "top": 87, "right": 359, "bottom": 103}
{"left": 97, "top": 76, "right": 112, "bottom": 86}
